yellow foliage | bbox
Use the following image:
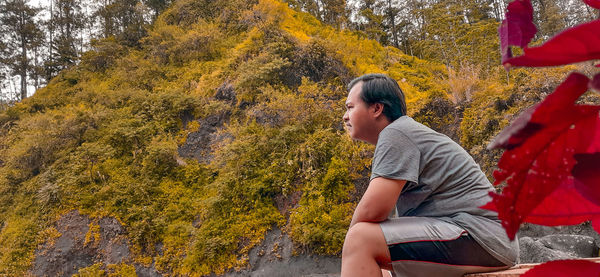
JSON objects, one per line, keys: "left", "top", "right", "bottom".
{"left": 0, "top": 214, "right": 40, "bottom": 275}
{"left": 85, "top": 221, "right": 101, "bottom": 247}
{"left": 39, "top": 227, "right": 62, "bottom": 248}
{"left": 0, "top": 0, "right": 529, "bottom": 276}
{"left": 107, "top": 263, "right": 137, "bottom": 277}
{"left": 73, "top": 263, "right": 106, "bottom": 277}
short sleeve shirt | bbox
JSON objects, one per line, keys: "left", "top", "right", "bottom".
{"left": 371, "top": 116, "right": 519, "bottom": 266}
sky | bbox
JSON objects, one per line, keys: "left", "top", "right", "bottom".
{"left": 32, "top": 0, "right": 51, "bottom": 21}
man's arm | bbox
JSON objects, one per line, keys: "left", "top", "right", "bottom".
{"left": 349, "top": 177, "right": 406, "bottom": 228}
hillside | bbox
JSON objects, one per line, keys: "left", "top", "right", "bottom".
{"left": 0, "top": 0, "right": 594, "bottom": 276}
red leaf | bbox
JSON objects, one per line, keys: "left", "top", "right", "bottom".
{"left": 484, "top": 174, "right": 600, "bottom": 233}
{"left": 525, "top": 179, "right": 600, "bottom": 230}
{"left": 487, "top": 105, "right": 541, "bottom": 150}
{"left": 484, "top": 73, "right": 600, "bottom": 240}
{"left": 488, "top": 73, "right": 591, "bottom": 151}
{"left": 522, "top": 259, "right": 600, "bottom": 277}
{"left": 583, "top": 0, "right": 600, "bottom": 9}
{"left": 503, "top": 20, "right": 600, "bottom": 68}
{"left": 499, "top": 0, "right": 537, "bottom": 62}
{"left": 573, "top": 153, "right": 600, "bottom": 206}
{"left": 591, "top": 73, "right": 600, "bottom": 93}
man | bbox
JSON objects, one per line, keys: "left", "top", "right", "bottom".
{"left": 340, "top": 74, "right": 518, "bottom": 277}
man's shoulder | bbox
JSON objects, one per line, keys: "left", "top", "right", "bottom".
{"left": 384, "top": 116, "right": 440, "bottom": 138}
{"left": 377, "top": 117, "right": 434, "bottom": 151}
{"left": 383, "top": 116, "right": 465, "bottom": 155}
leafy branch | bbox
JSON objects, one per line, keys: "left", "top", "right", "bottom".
{"left": 484, "top": 0, "right": 600, "bottom": 274}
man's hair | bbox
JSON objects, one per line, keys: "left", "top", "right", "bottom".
{"left": 348, "top": 73, "right": 407, "bottom": 122}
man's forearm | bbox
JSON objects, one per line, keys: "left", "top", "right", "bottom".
{"left": 349, "top": 201, "right": 389, "bottom": 228}
{"left": 348, "top": 177, "right": 406, "bottom": 228}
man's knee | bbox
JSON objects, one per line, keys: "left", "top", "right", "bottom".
{"left": 344, "top": 222, "right": 375, "bottom": 246}
{"left": 342, "top": 222, "right": 389, "bottom": 262}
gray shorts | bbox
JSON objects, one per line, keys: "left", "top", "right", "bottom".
{"left": 380, "top": 217, "right": 509, "bottom": 277}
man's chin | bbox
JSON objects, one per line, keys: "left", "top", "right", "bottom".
{"left": 347, "top": 131, "right": 356, "bottom": 139}
{"left": 346, "top": 130, "right": 366, "bottom": 142}
{"left": 349, "top": 133, "right": 362, "bottom": 142}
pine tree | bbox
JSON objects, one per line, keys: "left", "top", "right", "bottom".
{"left": 357, "top": 0, "right": 387, "bottom": 42}
{"left": 532, "top": 0, "right": 567, "bottom": 39}
{"left": 0, "top": 40, "right": 14, "bottom": 103}
{"left": 287, "top": 0, "right": 321, "bottom": 21}
{"left": 402, "top": 0, "right": 499, "bottom": 71}
{"left": 286, "top": 0, "right": 348, "bottom": 29}
{"left": 45, "top": 0, "right": 86, "bottom": 80}
{"left": 382, "top": 0, "right": 400, "bottom": 47}
{"left": 94, "top": 0, "right": 149, "bottom": 46}
{"left": 321, "top": 0, "right": 348, "bottom": 29}
{"left": 463, "top": 0, "right": 494, "bottom": 23}
{"left": 143, "top": 0, "right": 171, "bottom": 21}
{"left": 0, "top": 0, "right": 44, "bottom": 101}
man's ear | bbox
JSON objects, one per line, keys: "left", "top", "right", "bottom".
{"left": 371, "top": 103, "right": 385, "bottom": 118}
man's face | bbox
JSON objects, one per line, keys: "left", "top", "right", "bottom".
{"left": 343, "top": 82, "right": 376, "bottom": 142}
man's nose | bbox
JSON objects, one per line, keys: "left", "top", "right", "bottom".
{"left": 343, "top": 111, "right": 349, "bottom": 121}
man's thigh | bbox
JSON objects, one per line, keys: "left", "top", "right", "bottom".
{"left": 380, "top": 217, "right": 508, "bottom": 277}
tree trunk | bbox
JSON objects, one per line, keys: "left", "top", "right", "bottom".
{"left": 48, "top": 0, "right": 54, "bottom": 80}
{"left": 386, "top": 0, "right": 399, "bottom": 48}
{"left": 103, "top": 0, "right": 111, "bottom": 38}
{"left": 20, "top": 53, "right": 27, "bottom": 100}
{"left": 33, "top": 45, "right": 39, "bottom": 90}
{"left": 20, "top": 10, "right": 28, "bottom": 100}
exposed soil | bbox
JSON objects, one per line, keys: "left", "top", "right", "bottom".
{"left": 31, "top": 210, "right": 160, "bottom": 277}
{"left": 220, "top": 226, "right": 340, "bottom": 277}
{"left": 30, "top": 210, "right": 600, "bottom": 276}
{"left": 178, "top": 112, "right": 230, "bottom": 163}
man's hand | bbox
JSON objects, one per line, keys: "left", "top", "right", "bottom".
{"left": 350, "top": 177, "right": 406, "bottom": 228}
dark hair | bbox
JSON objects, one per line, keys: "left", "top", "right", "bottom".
{"left": 347, "top": 73, "right": 407, "bottom": 122}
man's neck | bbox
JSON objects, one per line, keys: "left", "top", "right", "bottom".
{"left": 366, "top": 118, "right": 392, "bottom": 145}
